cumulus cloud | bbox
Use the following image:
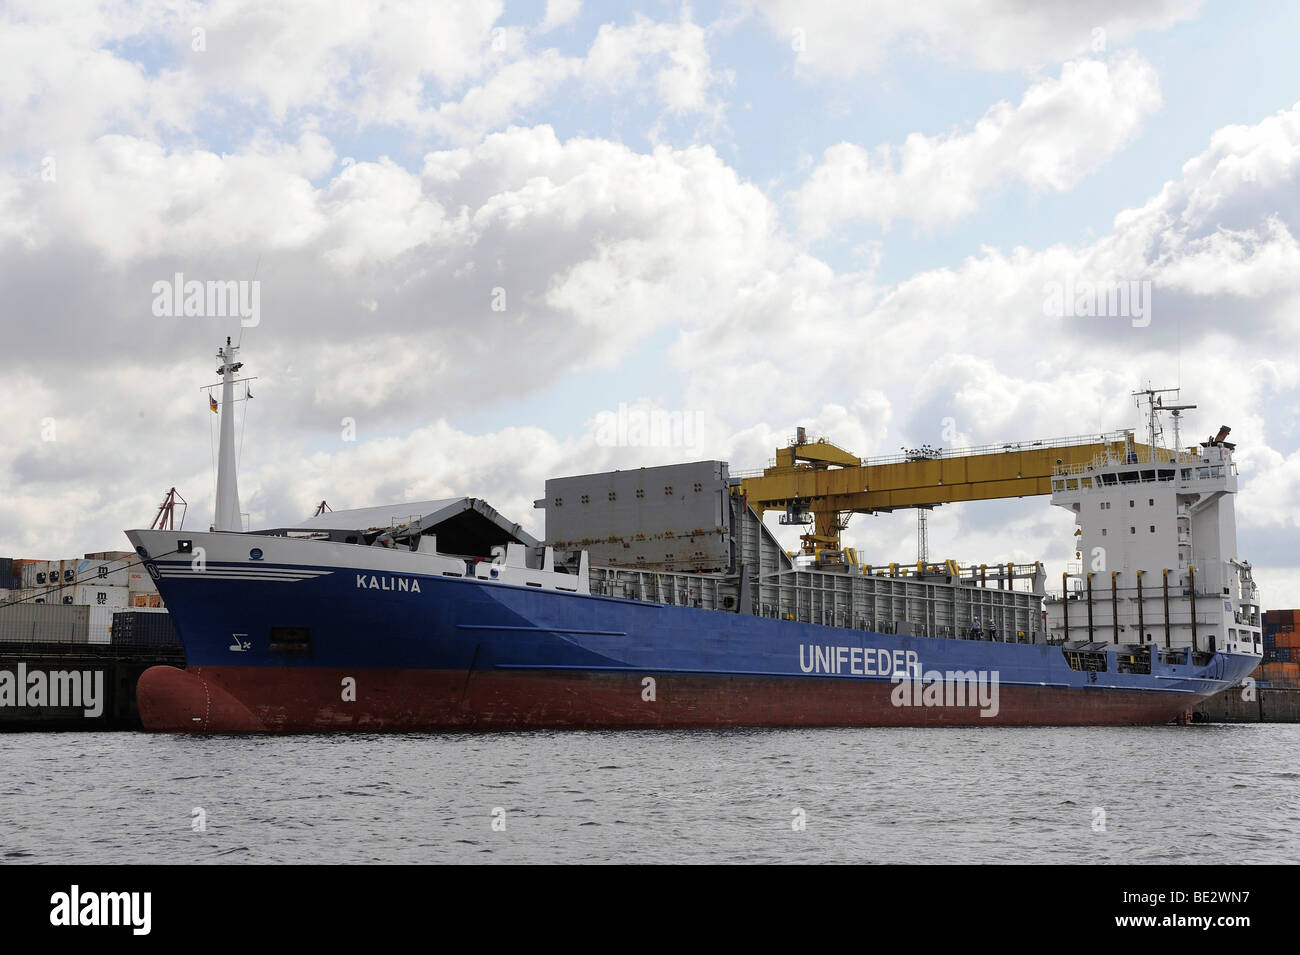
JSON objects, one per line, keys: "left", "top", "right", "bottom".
{"left": 6, "top": 1, "right": 1300, "bottom": 609}
{"left": 792, "top": 53, "right": 1162, "bottom": 234}
{"left": 753, "top": 0, "right": 1202, "bottom": 75}
{"left": 0, "top": 1, "right": 728, "bottom": 151}
{"left": 672, "top": 99, "right": 1300, "bottom": 576}
{"left": 0, "top": 121, "right": 787, "bottom": 554}
{"left": 539, "top": 0, "right": 581, "bottom": 33}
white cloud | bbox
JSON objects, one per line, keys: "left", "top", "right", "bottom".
{"left": 754, "top": 0, "right": 1202, "bottom": 75}
{"left": 0, "top": 1, "right": 729, "bottom": 154}
{"left": 792, "top": 53, "right": 1162, "bottom": 234}
{"left": 8, "top": 2, "right": 1300, "bottom": 611}
{"left": 539, "top": 0, "right": 581, "bottom": 33}
{"left": 0, "top": 121, "right": 786, "bottom": 486}
{"left": 669, "top": 99, "right": 1300, "bottom": 594}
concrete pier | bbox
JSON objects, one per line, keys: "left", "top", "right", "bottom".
{"left": 1193, "top": 685, "right": 1300, "bottom": 723}
{"left": 0, "top": 642, "right": 185, "bottom": 730}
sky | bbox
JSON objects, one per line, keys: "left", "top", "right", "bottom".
{"left": 3, "top": 0, "right": 1300, "bottom": 605}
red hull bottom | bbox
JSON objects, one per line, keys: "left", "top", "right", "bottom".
{"left": 136, "top": 665, "right": 1201, "bottom": 732}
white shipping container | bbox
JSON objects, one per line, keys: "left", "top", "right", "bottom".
{"left": 75, "top": 557, "right": 131, "bottom": 588}
{"left": 21, "top": 563, "right": 43, "bottom": 588}
{"left": 25, "top": 560, "right": 70, "bottom": 589}
{"left": 21, "top": 557, "right": 134, "bottom": 590}
{"left": 126, "top": 568, "right": 158, "bottom": 593}
{"left": 41, "top": 584, "right": 131, "bottom": 610}
{"left": 74, "top": 584, "right": 130, "bottom": 609}
{"left": 88, "top": 605, "right": 115, "bottom": 644}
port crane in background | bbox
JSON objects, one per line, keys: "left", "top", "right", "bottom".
{"left": 149, "top": 487, "right": 188, "bottom": 530}
{"left": 737, "top": 425, "right": 1180, "bottom": 560}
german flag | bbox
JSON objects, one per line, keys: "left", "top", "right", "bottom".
{"left": 209, "top": 394, "right": 219, "bottom": 414}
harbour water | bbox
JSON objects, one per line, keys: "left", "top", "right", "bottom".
{"left": 3, "top": 725, "right": 1296, "bottom": 864}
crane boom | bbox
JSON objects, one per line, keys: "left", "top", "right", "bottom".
{"left": 739, "top": 428, "right": 1184, "bottom": 556}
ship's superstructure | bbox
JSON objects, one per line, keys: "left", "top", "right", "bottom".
{"left": 1045, "top": 391, "right": 1260, "bottom": 660}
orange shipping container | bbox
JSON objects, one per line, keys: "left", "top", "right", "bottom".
{"left": 1261, "top": 662, "right": 1300, "bottom": 686}
{"left": 1275, "top": 632, "right": 1300, "bottom": 649}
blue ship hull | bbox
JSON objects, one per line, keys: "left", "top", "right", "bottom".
{"left": 128, "top": 550, "right": 1259, "bottom": 732}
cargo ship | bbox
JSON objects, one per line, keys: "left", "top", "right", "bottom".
{"left": 125, "top": 341, "right": 1262, "bottom": 731}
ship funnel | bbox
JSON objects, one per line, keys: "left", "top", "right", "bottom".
{"left": 1213, "top": 425, "right": 1231, "bottom": 443}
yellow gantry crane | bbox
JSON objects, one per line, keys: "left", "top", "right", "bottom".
{"left": 739, "top": 426, "right": 1149, "bottom": 557}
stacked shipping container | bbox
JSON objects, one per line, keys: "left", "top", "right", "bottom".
{"left": 0, "top": 603, "right": 91, "bottom": 643}
{"left": 0, "top": 602, "right": 179, "bottom": 646}
{"left": 2, "top": 553, "right": 171, "bottom": 646}
{"left": 1256, "top": 609, "right": 1300, "bottom": 687}
{"left": 2, "top": 553, "right": 160, "bottom": 612}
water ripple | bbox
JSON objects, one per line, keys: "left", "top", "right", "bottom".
{"left": 1, "top": 725, "right": 1297, "bottom": 863}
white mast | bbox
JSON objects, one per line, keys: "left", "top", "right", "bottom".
{"left": 214, "top": 337, "right": 243, "bottom": 531}
{"left": 1132, "top": 386, "right": 1185, "bottom": 457}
